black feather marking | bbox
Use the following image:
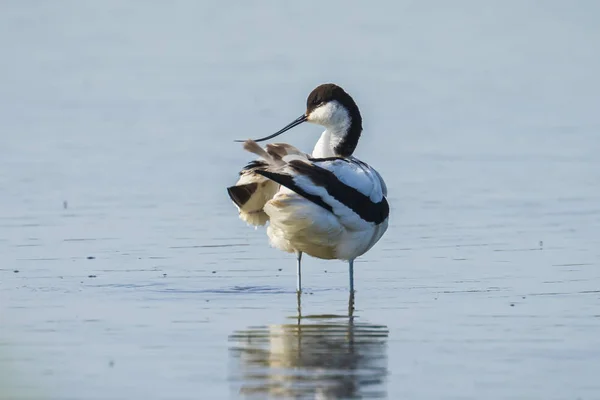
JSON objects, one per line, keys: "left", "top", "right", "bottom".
{"left": 287, "top": 160, "right": 389, "bottom": 224}
{"left": 254, "top": 170, "right": 333, "bottom": 213}
{"left": 227, "top": 183, "right": 258, "bottom": 208}
{"left": 308, "top": 156, "right": 346, "bottom": 162}
{"left": 239, "top": 160, "right": 268, "bottom": 175}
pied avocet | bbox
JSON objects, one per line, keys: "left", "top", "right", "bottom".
{"left": 227, "top": 83, "right": 389, "bottom": 293}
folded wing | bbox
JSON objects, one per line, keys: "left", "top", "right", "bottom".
{"left": 228, "top": 140, "right": 389, "bottom": 229}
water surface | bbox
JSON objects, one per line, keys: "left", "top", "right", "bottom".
{"left": 1, "top": 1, "right": 600, "bottom": 399}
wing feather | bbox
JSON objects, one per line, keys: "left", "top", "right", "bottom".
{"left": 236, "top": 140, "right": 389, "bottom": 227}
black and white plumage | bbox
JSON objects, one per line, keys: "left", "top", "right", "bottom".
{"left": 227, "top": 83, "right": 389, "bottom": 293}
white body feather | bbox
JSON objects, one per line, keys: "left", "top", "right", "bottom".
{"left": 264, "top": 154, "right": 388, "bottom": 261}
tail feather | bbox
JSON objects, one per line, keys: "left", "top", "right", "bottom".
{"left": 266, "top": 143, "right": 305, "bottom": 162}
{"left": 227, "top": 169, "right": 279, "bottom": 226}
{"left": 243, "top": 140, "right": 272, "bottom": 161}
{"left": 228, "top": 140, "right": 309, "bottom": 226}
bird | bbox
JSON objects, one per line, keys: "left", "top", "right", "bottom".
{"left": 227, "top": 83, "right": 389, "bottom": 293}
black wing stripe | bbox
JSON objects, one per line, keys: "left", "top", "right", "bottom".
{"left": 287, "top": 160, "right": 388, "bottom": 224}
{"left": 255, "top": 170, "right": 334, "bottom": 213}
{"left": 257, "top": 161, "right": 389, "bottom": 225}
{"left": 308, "top": 156, "right": 346, "bottom": 162}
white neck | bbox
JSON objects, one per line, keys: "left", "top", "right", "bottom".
{"left": 311, "top": 128, "right": 342, "bottom": 158}
{"left": 309, "top": 101, "right": 352, "bottom": 158}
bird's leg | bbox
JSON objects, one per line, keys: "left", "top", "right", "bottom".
{"left": 349, "top": 258, "right": 355, "bottom": 293}
{"left": 296, "top": 290, "right": 302, "bottom": 321}
{"left": 296, "top": 251, "right": 303, "bottom": 293}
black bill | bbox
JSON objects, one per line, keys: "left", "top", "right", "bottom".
{"left": 235, "top": 114, "right": 307, "bottom": 142}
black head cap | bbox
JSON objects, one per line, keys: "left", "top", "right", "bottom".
{"left": 305, "top": 83, "right": 363, "bottom": 157}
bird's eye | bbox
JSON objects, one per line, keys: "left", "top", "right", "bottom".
{"left": 306, "top": 96, "right": 324, "bottom": 112}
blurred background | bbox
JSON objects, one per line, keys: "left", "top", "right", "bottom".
{"left": 1, "top": 1, "right": 599, "bottom": 399}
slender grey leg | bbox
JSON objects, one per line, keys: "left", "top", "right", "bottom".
{"left": 349, "top": 259, "right": 355, "bottom": 293}
{"left": 296, "top": 251, "right": 303, "bottom": 293}
{"left": 296, "top": 290, "right": 302, "bottom": 320}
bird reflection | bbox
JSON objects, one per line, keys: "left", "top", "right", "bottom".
{"left": 229, "top": 293, "right": 389, "bottom": 399}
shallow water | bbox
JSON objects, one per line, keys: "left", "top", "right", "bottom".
{"left": 2, "top": 1, "right": 600, "bottom": 399}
